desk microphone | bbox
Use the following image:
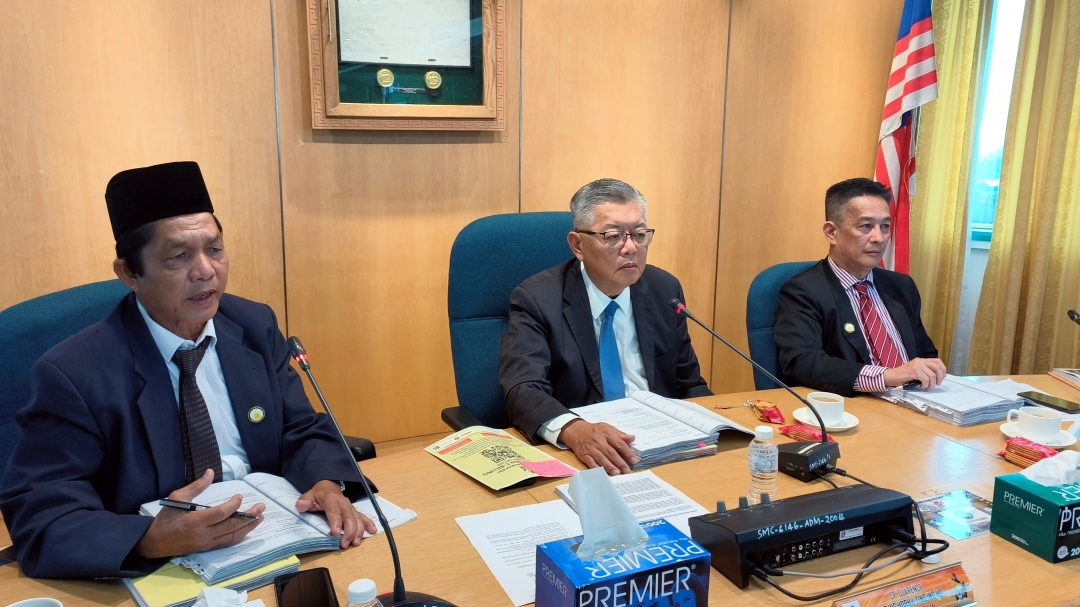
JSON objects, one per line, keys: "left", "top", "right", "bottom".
{"left": 668, "top": 299, "right": 840, "bottom": 482}
{"left": 1069, "top": 310, "right": 1080, "bottom": 326}
{"left": 288, "top": 336, "right": 457, "bottom": 607}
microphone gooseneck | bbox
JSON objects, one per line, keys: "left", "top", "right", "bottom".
{"left": 289, "top": 337, "right": 455, "bottom": 607}
{"left": 668, "top": 299, "right": 831, "bottom": 443}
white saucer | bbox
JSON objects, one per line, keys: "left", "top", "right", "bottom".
{"left": 793, "top": 407, "right": 859, "bottom": 431}
{"left": 999, "top": 422, "right": 1077, "bottom": 449}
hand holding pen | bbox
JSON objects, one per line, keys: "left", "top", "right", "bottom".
{"left": 133, "top": 469, "right": 266, "bottom": 560}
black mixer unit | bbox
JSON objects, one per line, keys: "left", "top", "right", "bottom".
{"left": 689, "top": 485, "right": 915, "bottom": 588}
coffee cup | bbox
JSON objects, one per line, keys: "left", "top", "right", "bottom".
{"left": 6, "top": 599, "right": 63, "bottom": 607}
{"left": 806, "top": 392, "right": 846, "bottom": 426}
{"left": 1006, "top": 406, "right": 1076, "bottom": 443}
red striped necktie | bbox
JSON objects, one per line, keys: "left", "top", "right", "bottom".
{"left": 853, "top": 281, "right": 903, "bottom": 368}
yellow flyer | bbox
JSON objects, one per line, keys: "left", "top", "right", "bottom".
{"left": 425, "top": 426, "right": 577, "bottom": 490}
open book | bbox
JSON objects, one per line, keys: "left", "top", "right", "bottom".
{"left": 140, "top": 472, "right": 417, "bottom": 585}
{"left": 571, "top": 391, "right": 752, "bottom": 468}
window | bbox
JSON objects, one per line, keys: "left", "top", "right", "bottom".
{"left": 949, "top": 0, "right": 1026, "bottom": 373}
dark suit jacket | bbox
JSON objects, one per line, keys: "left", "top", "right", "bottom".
{"left": 500, "top": 259, "right": 712, "bottom": 440}
{"left": 0, "top": 293, "right": 364, "bottom": 579}
{"left": 773, "top": 259, "right": 938, "bottom": 395}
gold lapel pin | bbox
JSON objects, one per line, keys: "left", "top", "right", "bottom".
{"left": 248, "top": 407, "right": 266, "bottom": 423}
{"left": 844, "top": 323, "right": 856, "bottom": 334}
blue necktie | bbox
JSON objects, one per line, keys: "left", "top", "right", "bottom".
{"left": 599, "top": 300, "right": 625, "bottom": 401}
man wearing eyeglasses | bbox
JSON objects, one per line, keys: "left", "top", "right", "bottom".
{"left": 500, "top": 178, "right": 712, "bottom": 475}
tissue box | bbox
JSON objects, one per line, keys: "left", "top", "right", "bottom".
{"left": 990, "top": 473, "right": 1080, "bottom": 563}
{"left": 535, "top": 519, "right": 710, "bottom": 607}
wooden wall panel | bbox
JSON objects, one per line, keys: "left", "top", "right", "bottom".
{"left": 709, "top": 0, "right": 906, "bottom": 394}
{"left": 521, "top": 0, "right": 729, "bottom": 380}
{"left": 274, "top": 0, "right": 521, "bottom": 442}
{"left": 0, "top": 1, "right": 285, "bottom": 315}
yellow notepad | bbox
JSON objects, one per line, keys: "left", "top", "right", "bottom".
{"left": 124, "top": 556, "right": 299, "bottom": 607}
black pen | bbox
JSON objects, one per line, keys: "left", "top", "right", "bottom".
{"left": 158, "top": 498, "right": 260, "bottom": 520}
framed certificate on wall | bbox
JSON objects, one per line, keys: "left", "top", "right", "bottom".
{"left": 306, "top": 0, "right": 506, "bottom": 130}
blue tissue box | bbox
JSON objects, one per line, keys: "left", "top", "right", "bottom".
{"left": 536, "top": 519, "right": 710, "bottom": 607}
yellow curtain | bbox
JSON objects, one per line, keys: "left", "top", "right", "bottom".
{"left": 909, "top": 0, "right": 993, "bottom": 368}
{"left": 969, "top": 0, "right": 1080, "bottom": 375}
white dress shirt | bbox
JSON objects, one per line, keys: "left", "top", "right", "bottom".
{"left": 537, "top": 263, "right": 649, "bottom": 446}
{"left": 137, "top": 300, "right": 252, "bottom": 480}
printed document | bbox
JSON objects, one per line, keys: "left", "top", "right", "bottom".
{"left": 457, "top": 501, "right": 582, "bottom": 607}
{"left": 338, "top": 0, "right": 471, "bottom": 66}
{"left": 553, "top": 470, "right": 708, "bottom": 536}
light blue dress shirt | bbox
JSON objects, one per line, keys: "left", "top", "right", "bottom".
{"left": 137, "top": 300, "right": 252, "bottom": 480}
{"left": 538, "top": 263, "right": 649, "bottom": 445}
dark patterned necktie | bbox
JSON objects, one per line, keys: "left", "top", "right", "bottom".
{"left": 172, "top": 338, "right": 223, "bottom": 483}
{"left": 853, "top": 281, "right": 903, "bottom": 368}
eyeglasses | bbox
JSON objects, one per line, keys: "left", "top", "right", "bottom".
{"left": 577, "top": 228, "right": 656, "bottom": 249}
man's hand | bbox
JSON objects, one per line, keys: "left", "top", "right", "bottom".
{"left": 883, "top": 357, "right": 948, "bottom": 390}
{"left": 135, "top": 469, "right": 265, "bottom": 560}
{"left": 296, "top": 480, "right": 377, "bottom": 548}
{"left": 558, "top": 419, "right": 638, "bottom": 475}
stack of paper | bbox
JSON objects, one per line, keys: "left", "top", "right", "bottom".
{"left": 572, "top": 391, "right": 751, "bottom": 469}
{"left": 455, "top": 471, "right": 708, "bottom": 607}
{"left": 880, "top": 375, "right": 1041, "bottom": 426}
{"left": 124, "top": 557, "right": 299, "bottom": 607}
{"left": 1051, "top": 368, "right": 1080, "bottom": 391}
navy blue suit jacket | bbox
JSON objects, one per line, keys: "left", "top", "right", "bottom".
{"left": 500, "top": 259, "right": 712, "bottom": 441}
{"left": 773, "top": 259, "right": 938, "bottom": 395}
{"left": 0, "top": 293, "right": 363, "bottom": 579}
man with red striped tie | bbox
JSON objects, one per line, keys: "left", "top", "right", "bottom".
{"left": 773, "top": 178, "right": 946, "bottom": 396}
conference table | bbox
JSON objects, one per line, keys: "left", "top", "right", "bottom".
{"left": 5, "top": 375, "right": 1080, "bottom": 607}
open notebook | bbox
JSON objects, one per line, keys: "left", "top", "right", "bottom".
{"left": 140, "top": 472, "right": 416, "bottom": 584}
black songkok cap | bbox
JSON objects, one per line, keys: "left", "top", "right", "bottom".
{"left": 104, "top": 161, "right": 215, "bottom": 240}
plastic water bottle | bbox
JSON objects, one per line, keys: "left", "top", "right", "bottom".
{"left": 347, "top": 579, "right": 380, "bottom": 607}
{"left": 747, "top": 425, "right": 778, "bottom": 505}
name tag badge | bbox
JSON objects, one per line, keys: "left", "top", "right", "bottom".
{"left": 248, "top": 406, "right": 266, "bottom": 423}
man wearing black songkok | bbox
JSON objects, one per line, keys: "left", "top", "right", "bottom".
{"left": 0, "top": 162, "right": 375, "bottom": 579}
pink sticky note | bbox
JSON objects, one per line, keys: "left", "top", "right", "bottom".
{"left": 520, "top": 459, "right": 579, "bottom": 477}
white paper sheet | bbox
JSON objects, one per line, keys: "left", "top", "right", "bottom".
{"left": 338, "top": 0, "right": 471, "bottom": 67}
{"left": 456, "top": 501, "right": 582, "bottom": 607}
{"left": 553, "top": 470, "right": 708, "bottom": 536}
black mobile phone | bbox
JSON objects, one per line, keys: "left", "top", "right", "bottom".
{"left": 275, "top": 568, "right": 338, "bottom": 607}
{"left": 1018, "top": 391, "right": 1080, "bottom": 413}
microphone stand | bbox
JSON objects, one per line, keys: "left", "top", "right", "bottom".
{"left": 669, "top": 300, "right": 841, "bottom": 482}
{"left": 288, "top": 337, "right": 457, "bottom": 607}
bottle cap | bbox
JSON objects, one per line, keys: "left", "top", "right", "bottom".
{"left": 348, "top": 579, "right": 378, "bottom": 604}
{"left": 754, "top": 425, "right": 774, "bottom": 440}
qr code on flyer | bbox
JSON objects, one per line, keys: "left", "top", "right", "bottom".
{"left": 479, "top": 444, "right": 523, "bottom": 465}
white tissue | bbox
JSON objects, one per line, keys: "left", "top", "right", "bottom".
{"left": 568, "top": 468, "right": 648, "bottom": 560}
{"left": 191, "top": 589, "right": 248, "bottom": 607}
{"left": 1019, "top": 451, "right": 1080, "bottom": 486}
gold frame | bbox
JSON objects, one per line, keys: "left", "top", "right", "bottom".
{"left": 306, "top": 0, "right": 506, "bottom": 130}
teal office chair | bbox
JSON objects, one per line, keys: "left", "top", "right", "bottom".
{"left": 444, "top": 212, "right": 575, "bottom": 430}
{"left": 0, "top": 280, "right": 131, "bottom": 477}
{"left": 745, "top": 261, "right": 816, "bottom": 390}
{"left": 0, "top": 280, "right": 374, "bottom": 481}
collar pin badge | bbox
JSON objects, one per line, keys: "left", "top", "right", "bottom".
{"left": 844, "top": 323, "right": 856, "bottom": 334}
{"left": 248, "top": 406, "right": 266, "bottom": 423}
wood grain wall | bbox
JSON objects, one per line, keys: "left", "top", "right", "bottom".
{"left": 2, "top": 0, "right": 906, "bottom": 441}
{"left": 709, "top": 0, "right": 906, "bottom": 394}
{"left": 274, "top": 0, "right": 522, "bottom": 442}
{"left": 0, "top": 1, "right": 286, "bottom": 316}
{"left": 521, "top": 0, "right": 729, "bottom": 380}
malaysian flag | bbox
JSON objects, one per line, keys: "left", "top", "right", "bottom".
{"left": 875, "top": 0, "right": 938, "bottom": 273}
